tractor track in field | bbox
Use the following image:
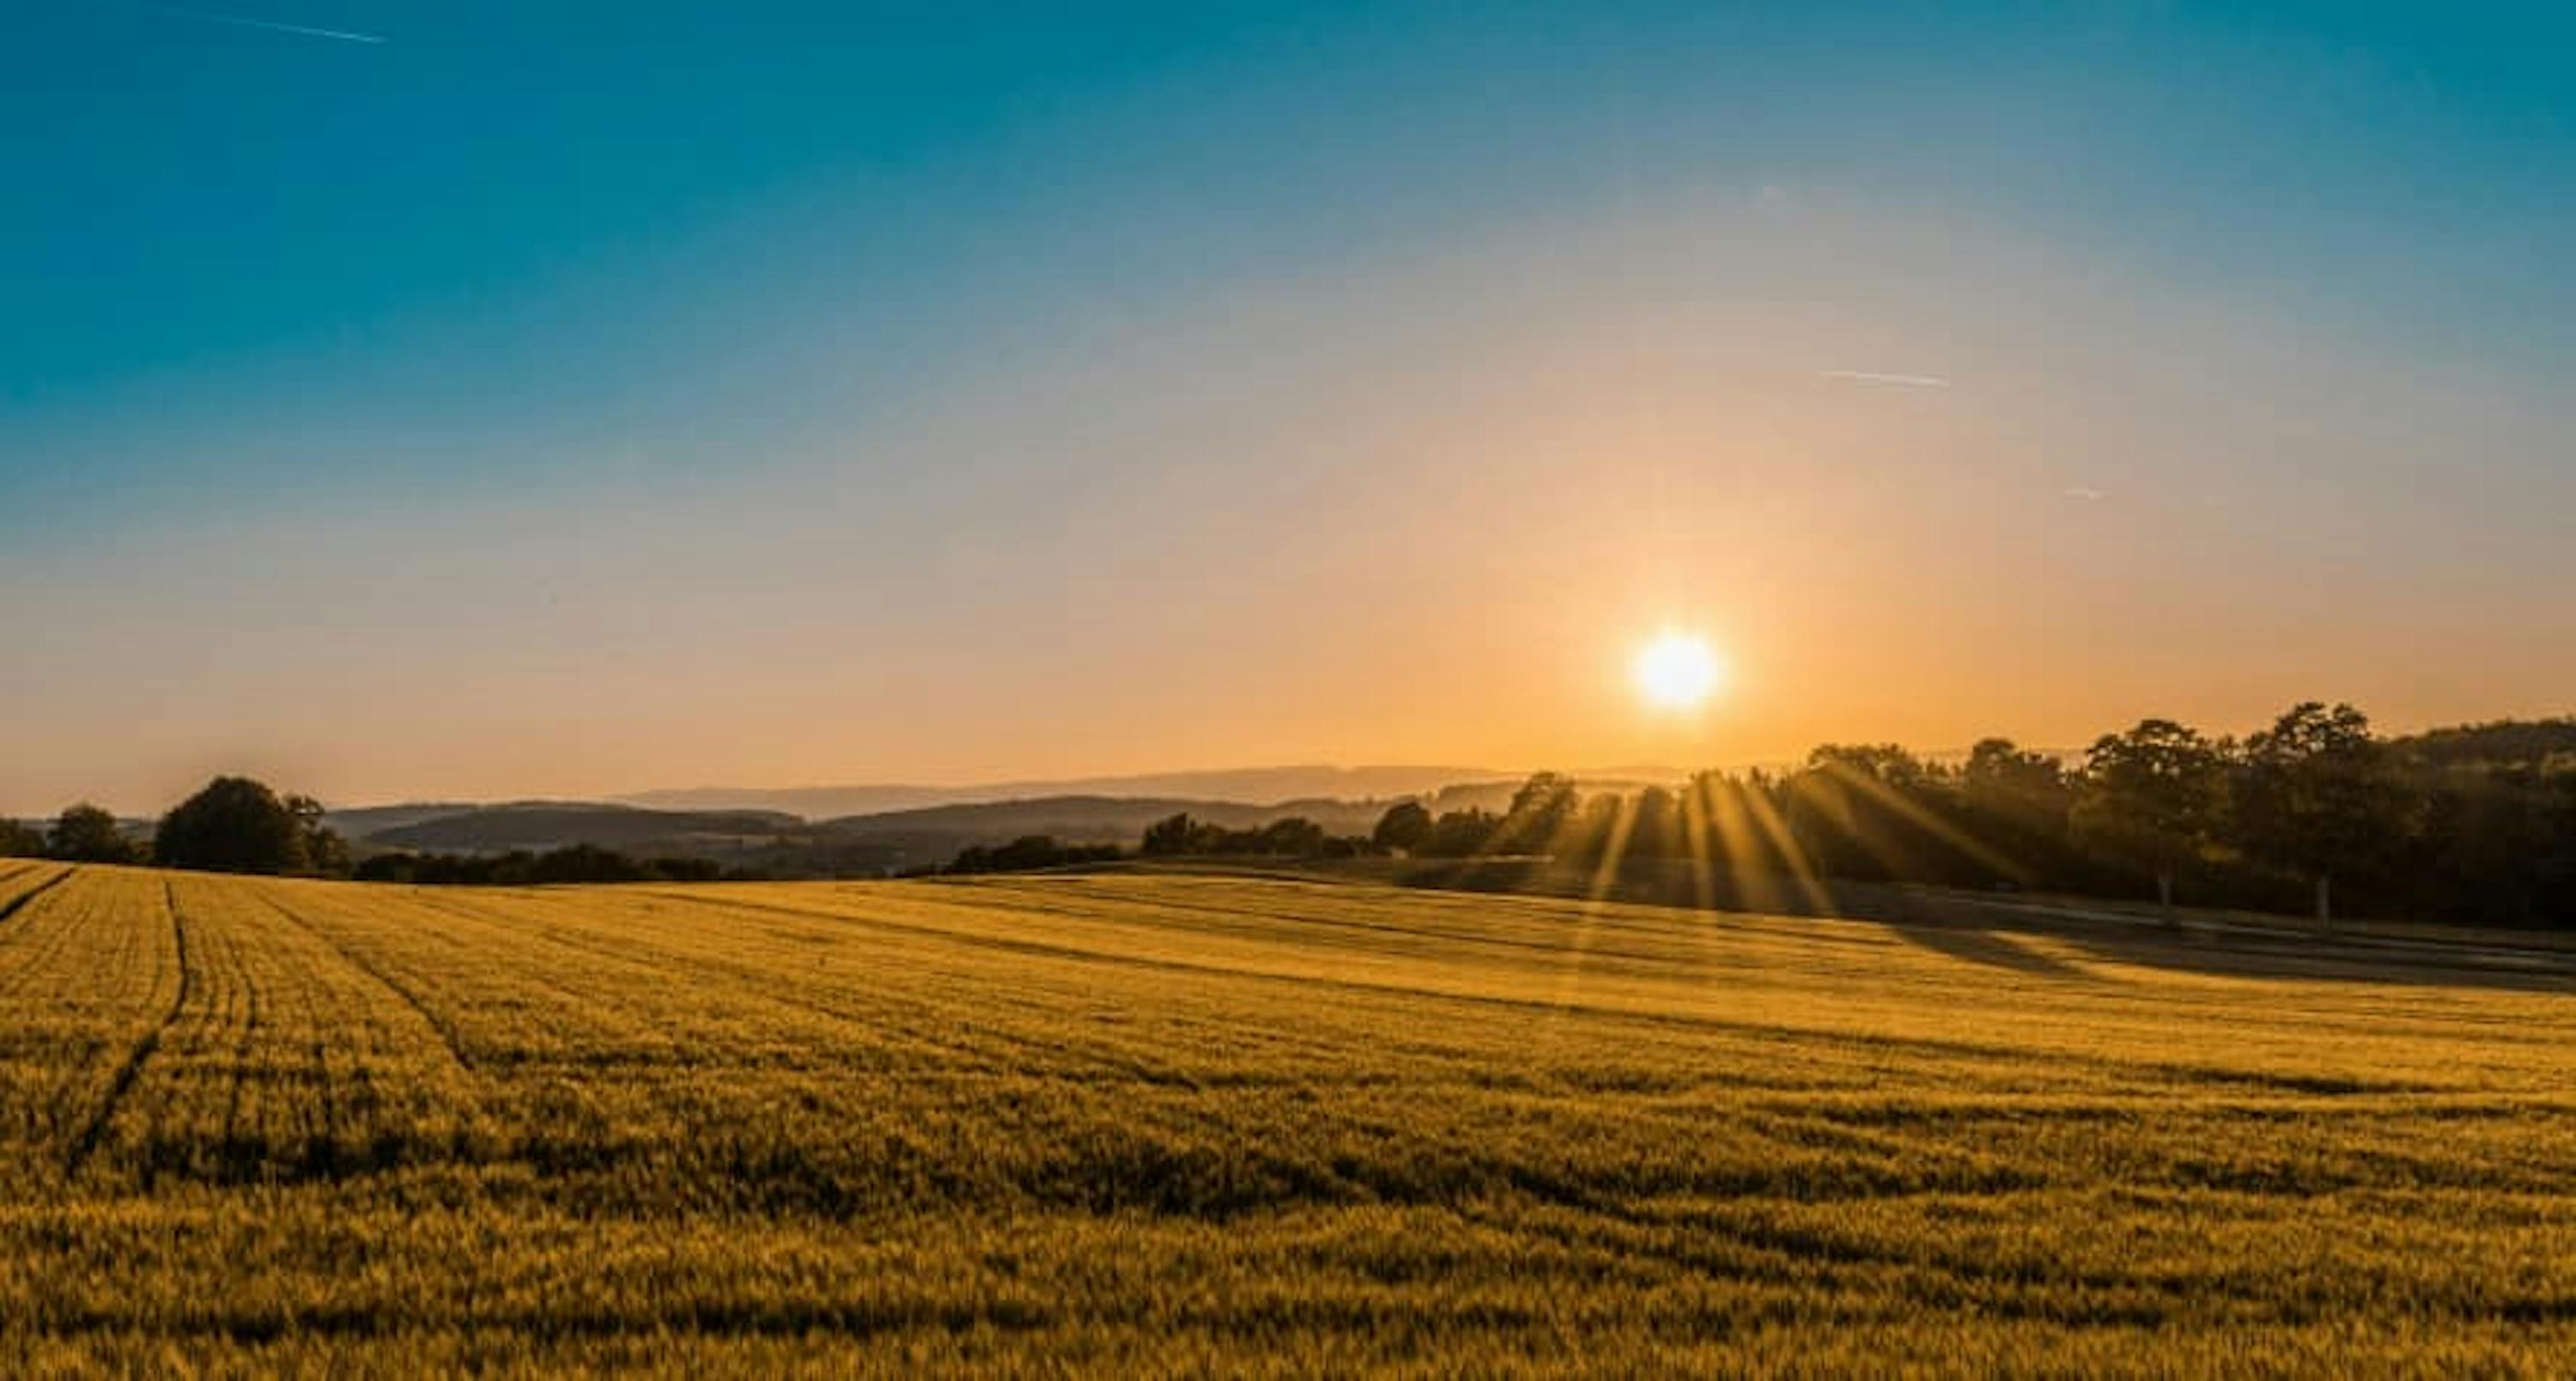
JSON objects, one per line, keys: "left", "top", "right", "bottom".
{"left": 61, "top": 881, "right": 194, "bottom": 1179}
{"left": 0, "top": 873, "right": 94, "bottom": 1006}
{"left": 392, "top": 890, "right": 709, "bottom": 1043}
{"left": 398, "top": 889, "right": 1016, "bottom": 1073}
{"left": 0, "top": 867, "right": 73, "bottom": 927}
{"left": 216, "top": 941, "right": 264, "bottom": 1158}
{"left": 257, "top": 896, "right": 478, "bottom": 1076}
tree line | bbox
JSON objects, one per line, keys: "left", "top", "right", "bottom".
{"left": 13, "top": 704, "right": 2571, "bottom": 926}
{"left": 955, "top": 705, "right": 2576, "bottom": 930}
{"left": 353, "top": 844, "right": 736, "bottom": 885}
{"left": 1384, "top": 704, "right": 2572, "bottom": 928}
{"left": 923, "top": 817, "right": 1384, "bottom": 877}
{"left": 0, "top": 776, "right": 737, "bottom": 885}
{"left": 2, "top": 777, "right": 349, "bottom": 876}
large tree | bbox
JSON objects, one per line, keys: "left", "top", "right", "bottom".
{"left": 1414, "top": 809, "right": 1499, "bottom": 859}
{"left": 1492, "top": 773, "right": 1581, "bottom": 855}
{"left": 1369, "top": 800, "right": 1432, "bottom": 854}
{"left": 287, "top": 794, "right": 351, "bottom": 877}
{"left": 2072, "top": 719, "right": 2225, "bottom": 917}
{"left": 1784, "top": 744, "right": 1960, "bottom": 884}
{"left": 1138, "top": 812, "right": 1196, "bottom": 857}
{"left": 1961, "top": 738, "right": 2071, "bottom": 828}
{"left": 154, "top": 776, "right": 311, "bottom": 875}
{"left": 1626, "top": 785, "right": 1683, "bottom": 861}
{"left": 2233, "top": 702, "right": 2411, "bottom": 928}
{"left": 1255, "top": 817, "right": 1327, "bottom": 857}
{"left": 1959, "top": 738, "right": 2082, "bottom": 879}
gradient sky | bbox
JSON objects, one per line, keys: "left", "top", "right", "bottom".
{"left": 5, "top": 2, "right": 2572, "bottom": 812}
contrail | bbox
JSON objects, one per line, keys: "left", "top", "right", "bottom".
{"left": 1820, "top": 369, "right": 1951, "bottom": 388}
{"left": 158, "top": 6, "right": 388, "bottom": 44}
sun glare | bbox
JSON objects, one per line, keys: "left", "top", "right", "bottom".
{"left": 1632, "top": 632, "right": 1725, "bottom": 711}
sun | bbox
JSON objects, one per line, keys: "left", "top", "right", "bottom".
{"left": 1632, "top": 631, "right": 1725, "bottom": 710}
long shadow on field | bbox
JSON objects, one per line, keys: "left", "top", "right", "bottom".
{"left": 2038, "top": 922, "right": 2576, "bottom": 995}
{"left": 1887, "top": 923, "right": 2097, "bottom": 983}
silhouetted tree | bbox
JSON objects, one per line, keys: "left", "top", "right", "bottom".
{"left": 1370, "top": 800, "right": 1433, "bottom": 854}
{"left": 529, "top": 843, "right": 653, "bottom": 884}
{"left": 286, "top": 794, "right": 351, "bottom": 878}
{"left": 354, "top": 852, "right": 418, "bottom": 884}
{"left": 2399, "top": 764, "right": 2565, "bottom": 926}
{"left": 1963, "top": 739, "right": 2070, "bottom": 826}
{"left": 947, "top": 836, "right": 1121, "bottom": 874}
{"left": 2234, "top": 703, "right": 2412, "bottom": 928}
{"left": 1559, "top": 793, "right": 1626, "bottom": 865}
{"left": 1683, "top": 770, "right": 1795, "bottom": 879}
{"left": 1139, "top": 812, "right": 1196, "bottom": 857}
{"left": 1627, "top": 785, "right": 1683, "bottom": 861}
{"left": 1782, "top": 745, "right": 1975, "bottom": 884}
{"left": 0, "top": 818, "right": 44, "bottom": 858}
{"left": 2073, "top": 720, "right": 2225, "bottom": 916}
{"left": 1257, "top": 817, "right": 1328, "bottom": 856}
{"left": 1956, "top": 739, "right": 2084, "bottom": 884}
{"left": 1492, "top": 773, "right": 1580, "bottom": 855}
{"left": 1415, "top": 808, "right": 1499, "bottom": 858}
{"left": 1808, "top": 744, "right": 1934, "bottom": 789}
{"left": 154, "top": 776, "right": 307, "bottom": 875}
{"left": 649, "top": 855, "right": 726, "bottom": 882}
{"left": 46, "top": 803, "right": 136, "bottom": 864}
{"left": 1066, "top": 709, "right": 2576, "bottom": 928}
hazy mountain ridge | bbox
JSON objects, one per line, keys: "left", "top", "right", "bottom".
{"left": 822, "top": 794, "right": 1388, "bottom": 840}
{"left": 617, "top": 765, "right": 1522, "bottom": 818}
{"left": 366, "top": 805, "right": 802, "bottom": 854}
{"left": 336, "top": 793, "right": 1417, "bottom": 874}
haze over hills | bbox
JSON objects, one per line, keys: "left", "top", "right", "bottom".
{"left": 337, "top": 765, "right": 1711, "bottom": 841}
{"left": 616, "top": 765, "right": 1528, "bottom": 819}
{"left": 234, "top": 719, "right": 2576, "bottom": 886}
{"left": 319, "top": 768, "right": 1695, "bottom": 875}
{"left": 317, "top": 757, "right": 1991, "bottom": 861}
{"left": 343, "top": 794, "right": 1413, "bottom": 878}
{"left": 363, "top": 805, "right": 803, "bottom": 855}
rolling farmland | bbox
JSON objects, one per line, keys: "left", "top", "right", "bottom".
{"left": 1, "top": 860, "right": 2573, "bottom": 1374}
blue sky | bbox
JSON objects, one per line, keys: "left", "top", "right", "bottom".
{"left": 3, "top": 2, "right": 2572, "bottom": 808}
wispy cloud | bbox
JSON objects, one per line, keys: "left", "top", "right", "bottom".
{"left": 2061, "top": 486, "right": 2107, "bottom": 502}
{"left": 1821, "top": 369, "right": 1951, "bottom": 388}
{"left": 157, "top": 6, "right": 388, "bottom": 44}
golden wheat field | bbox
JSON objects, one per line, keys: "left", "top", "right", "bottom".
{"left": 1, "top": 860, "right": 2573, "bottom": 1376}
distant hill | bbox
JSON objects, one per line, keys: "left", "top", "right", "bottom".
{"left": 824, "top": 794, "right": 1388, "bottom": 843}
{"left": 341, "top": 794, "right": 1397, "bottom": 876}
{"left": 620, "top": 765, "right": 1517, "bottom": 818}
{"left": 368, "top": 804, "right": 799, "bottom": 855}
{"left": 2393, "top": 718, "right": 2576, "bottom": 769}
{"left": 326, "top": 766, "right": 1756, "bottom": 875}
{"left": 333, "top": 766, "right": 1710, "bottom": 862}
{"left": 322, "top": 802, "right": 481, "bottom": 840}
{"left": 292, "top": 726, "right": 2576, "bottom": 875}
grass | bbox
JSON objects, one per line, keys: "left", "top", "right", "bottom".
{"left": 0, "top": 858, "right": 2572, "bottom": 1374}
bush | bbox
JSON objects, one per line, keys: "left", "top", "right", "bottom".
{"left": 46, "top": 804, "right": 137, "bottom": 863}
